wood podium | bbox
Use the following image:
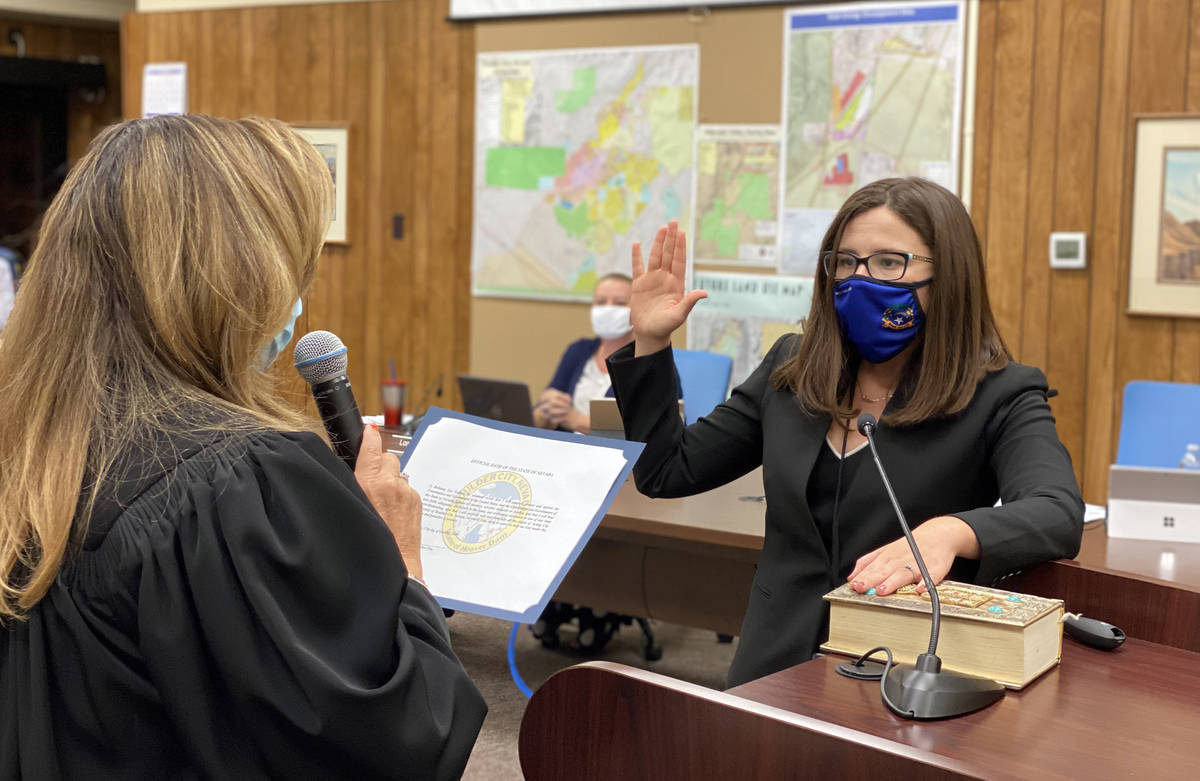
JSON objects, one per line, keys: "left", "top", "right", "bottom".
{"left": 523, "top": 475, "right": 1200, "bottom": 779}
{"left": 519, "top": 639, "right": 1200, "bottom": 780}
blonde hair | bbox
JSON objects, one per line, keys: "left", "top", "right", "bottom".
{"left": 0, "top": 115, "right": 333, "bottom": 619}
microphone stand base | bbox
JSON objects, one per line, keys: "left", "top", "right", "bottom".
{"left": 882, "top": 662, "right": 1005, "bottom": 720}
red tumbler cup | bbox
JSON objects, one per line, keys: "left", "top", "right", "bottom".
{"left": 381, "top": 379, "right": 407, "bottom": 428}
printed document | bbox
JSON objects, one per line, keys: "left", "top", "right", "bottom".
{"left": 401, "top": 408, "right": 642, "bottom": 622}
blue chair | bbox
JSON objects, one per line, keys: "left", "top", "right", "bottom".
{"left": 1116, "top": 381, "right": 1200, "bottom": 467}
{"left": 673, "top": 348, "right": 734, "bottom": 426}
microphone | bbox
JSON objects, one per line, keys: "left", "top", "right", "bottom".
{"left": 854, "top": 412, "right": 1005, "bottom": 720}
{"left": 294, "top": 331, "right": 363, "bottom": 470}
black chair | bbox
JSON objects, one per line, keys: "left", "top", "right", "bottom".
{"left": 531, "top": 601, "right": 662, "bottom": 661}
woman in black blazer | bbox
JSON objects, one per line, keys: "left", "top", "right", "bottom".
{"left": 608, "top": 177, "right": 1083, "bottom": 687}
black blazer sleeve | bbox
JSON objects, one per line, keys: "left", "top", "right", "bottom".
{"left": 952, "top": 366, "right": 1084, "bottom": 584}
{"left": 608, "top": 335, "right": 796, "bottom": 498}
{"left": 135, "top": 432, "right": 485, "bottom": 780}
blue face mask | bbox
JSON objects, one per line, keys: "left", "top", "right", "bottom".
{"left": 833, "top": 276, "right": 930, "bottom": 364}
{"left": 260, "top": 297, "right": 303, "bottom": 368}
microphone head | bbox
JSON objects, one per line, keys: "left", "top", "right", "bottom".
{"left": 856, "top": 412, "right": 877, "bottom": 436}
{"left": 293, "top": 330, "right": 349, "bottom": 384}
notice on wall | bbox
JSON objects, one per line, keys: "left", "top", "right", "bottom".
{"left": 141, "top": 62, "right": 188, "bottom": 117}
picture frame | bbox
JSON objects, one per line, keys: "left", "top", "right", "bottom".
{"left": 294, "top": 123, "right": 349, "bottom": 245}
{"left": 1128, "top": 114, "right": 1200, "bottom": 317}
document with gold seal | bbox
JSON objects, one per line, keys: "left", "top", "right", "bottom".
{"left": 400, "top": 407, "right": 643, "bottom": 621}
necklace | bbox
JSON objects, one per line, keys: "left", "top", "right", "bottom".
{"left": 858, "top": 387, "right": 894, "bottom": 404}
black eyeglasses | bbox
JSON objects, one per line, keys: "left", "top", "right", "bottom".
{"left": 821, "top": 250, "right": 934, "bottom": 281}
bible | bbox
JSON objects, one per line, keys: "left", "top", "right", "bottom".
{"left": 821, "top": 581, "right": 1064, "bottom": 689}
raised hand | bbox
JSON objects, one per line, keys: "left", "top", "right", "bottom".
{"left": 630, "top": 220, "right": 707, "bottom": 356}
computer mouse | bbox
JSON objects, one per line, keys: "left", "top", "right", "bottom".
{"left": 1063, "top": 614, "right": 1126, "bottom": 651}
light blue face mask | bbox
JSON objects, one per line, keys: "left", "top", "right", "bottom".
{"left": 260, "top": 297, "right": 303, "bottom": 368}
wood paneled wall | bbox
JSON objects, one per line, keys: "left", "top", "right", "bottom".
{"left": 120, "top": 0, "right": 474, "bottom": 415}
{"left": 971, "top": 0, "right": 1200, "bottom": 503}
{"left": 118, "top": 0, "right": 1199, "bottom": 503}
{"left": 0, "top": 15, "right": 122, "bottom": 163}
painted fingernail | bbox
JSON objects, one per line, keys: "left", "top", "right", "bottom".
{"left": 866, "top": 587, "right": 877, "bottom": 596}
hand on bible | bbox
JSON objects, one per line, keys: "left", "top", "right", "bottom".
{"left": 355, "top": 424, "right": 424, "bottom": 580}
{"left": 630, "top": 220, "right": 707, "bottom": 356}
{"left": 847, "top": 515, "right": 981, "bottom": 597}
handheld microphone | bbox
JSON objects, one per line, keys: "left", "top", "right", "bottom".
{"left": 294, "top": 331, "right": 363, "bottom": 470}
{"left": 854, "top": 412, "right": 1005, "bottom": 720}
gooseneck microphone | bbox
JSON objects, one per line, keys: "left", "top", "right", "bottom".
{"left": 855, "top": 412, "right": 1005, "bottom": 720}
{"left": 294, "top": 331, "right": 363, "bottom": 470}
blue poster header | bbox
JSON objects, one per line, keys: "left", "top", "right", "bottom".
{"left": 790, "top": 3, "right": 959, "bottom": 30}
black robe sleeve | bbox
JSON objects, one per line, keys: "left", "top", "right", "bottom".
{"left": 135, "top": 431, "right": 485, "bottom": 780}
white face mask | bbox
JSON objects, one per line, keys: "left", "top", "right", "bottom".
{"left": 590, "top": 304, "right": 631, "bottom": 340}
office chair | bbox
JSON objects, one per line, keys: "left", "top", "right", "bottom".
{"left": 672, "top": 348, "right": 734, "bottom": 425}
{"left": 1116, "top": 380, "right": 1200, "bottom": 467}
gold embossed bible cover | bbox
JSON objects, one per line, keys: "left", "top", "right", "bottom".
{"left": 821, "top": 581, "right": 1064, "bottom": 689}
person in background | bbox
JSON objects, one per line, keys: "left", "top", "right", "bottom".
{"left": 533, "top": 272, "right": 635, "bottom": 434}
{"left": 0, "top": 115, "right": 485, "bottom": 778}
{"left": 610, "top": 177, "right": 1084, "bottom": 688}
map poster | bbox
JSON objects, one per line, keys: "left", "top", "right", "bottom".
{"left": 472, "top": 45, "right": 699, "bottom": 301}
{"left": 779, "top": 1, "right": 965, "bottom": 275}
{"left": 687, "top": 271, "right": 813, "bottom": 388}
{"left": 691, "top": 124, "right": 783, "bottom": 266}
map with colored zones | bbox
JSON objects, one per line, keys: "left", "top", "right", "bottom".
{"left": 687, "top": 271, "right": 813, "bottom": 388}
{"left": 692, "top": 125, "right": 782, "bottom": 266}
{"left": 779, "top": 2, "right": 964, "bottom": 276}
{"left": 473, "top": 45, "right": 698, "bottom": 300}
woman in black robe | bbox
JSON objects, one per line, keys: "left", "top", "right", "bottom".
{"left": 0, "top": 115, "right": 485, "bottom": 779}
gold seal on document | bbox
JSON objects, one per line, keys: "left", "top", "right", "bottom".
{"left": 442, "top": 470, "right": 533, "bottom": 554}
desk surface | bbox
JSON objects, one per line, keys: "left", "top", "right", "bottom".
{"left": 1076, "top": 524, "right": 1200, "bottom": 588}
{"left": 603, "top": 471, "right": 1200, "bottom": 590}
{"left": 602, "top": 469, "right": 766, "bottom": 551}
{"left": 726, "top": 639, "right": 1200, "bottom": 779}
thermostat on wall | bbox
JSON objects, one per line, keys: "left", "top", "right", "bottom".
{"left": 1049, "top": 232, "right": 1087, "bottom": 270}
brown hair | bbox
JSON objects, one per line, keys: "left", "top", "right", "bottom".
{"left": 772, "top": 177, "right": 1010, "bottom": 426}
{"left": 0, "top": 115, "right": 332, "bottom": 618}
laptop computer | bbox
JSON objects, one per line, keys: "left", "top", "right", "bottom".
{"left": 457, "top": 374, "right": 535, "bottom": 427}
{"left": 1107, "top": 464, "right": 1200, "bottom": 543}
{"left": 589, "top": 398, "right": 685, "bottom": 440}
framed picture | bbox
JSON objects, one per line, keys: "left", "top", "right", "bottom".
{"left": 1128, "top": 114, "right": 1200, "bottom": 317}
{"left": 294, "top": 124, "right": 349, "bottom": 245}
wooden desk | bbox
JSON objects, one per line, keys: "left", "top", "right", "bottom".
{"left": 557, "top": 474, "right": 1200, "bottom": 649}
{"left": 551, "top": 470, "right": 765, "bottom": 636}
{"left": 519, "top": 638, "right": 1200, "bottom": 780}
{"left": 1006, "top": 527, "right": 1200, "bottom": 652}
